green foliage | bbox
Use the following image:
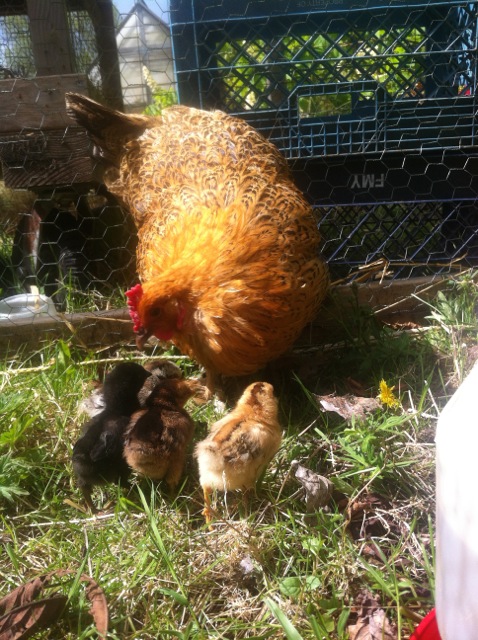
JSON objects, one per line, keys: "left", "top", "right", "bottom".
{"left": 265, "top": 597, "right": 305, "bottom": 639}
{"left": 0, "top": 229, "right": 21, "bottom": 298}
{"left": 0, "top": 452, "right": 29, "bottom": 502}
{"left": 420, "top": 270, "right": 478, "bottom": 382}
{"left": 426, "top": 272, "right": 478, "bottom": 329}
{"left": 217, "top": 27, "right": 425, "bottom": 112}
{"left": 143, "top": 66, "right": 177, "bottom": 116}
{"left": 144, "top": 87, "right": 178, "bottom": 116}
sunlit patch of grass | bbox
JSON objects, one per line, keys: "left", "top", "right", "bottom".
{"left": 2, "top": 273, "right": 478, "bottom": 637}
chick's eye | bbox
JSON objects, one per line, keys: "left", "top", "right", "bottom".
{"left": 150, "top": 307, "right": 161, "bottom": 318}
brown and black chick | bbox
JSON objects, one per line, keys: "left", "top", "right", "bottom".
{"left": 123, "top": 377, "right": 203, "bottom": 492}
{"left": 72, "top": 362, "right": 152, "bottom": 512}
{"left": 194, "top": 381, "right": 282, "bottom": 525}
{"left": 79, "top": 358, "right": 184, "bottom": 419}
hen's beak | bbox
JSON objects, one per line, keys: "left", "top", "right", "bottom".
{"left": 135, "top": 327, "right": 152, "bottom": 350}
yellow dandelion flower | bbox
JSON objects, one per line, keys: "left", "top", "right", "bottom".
{"left": 378, "top": 379, "right": 400, "bottom": 409}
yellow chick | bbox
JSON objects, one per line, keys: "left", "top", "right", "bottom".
{"left": 194, "top": 381, "right": 282, "bottom": 524}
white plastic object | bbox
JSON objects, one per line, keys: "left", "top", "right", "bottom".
{"left": 0, "top": 293, "right": 60, "bottom": 323}
{"left": 435, "top": 361, "right": 478, "bottom": 639}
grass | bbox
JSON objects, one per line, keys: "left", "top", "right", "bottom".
{"left": 1, "top": 272, "right": 477, "bottom": 638}
{"left": 0, "top": 182, "right": 36, "bottom": 236}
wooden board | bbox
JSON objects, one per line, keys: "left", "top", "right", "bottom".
{"left": 0, "top": 127, "right": 97, "bottom": 190}
{"left": 0, "top": 276, "right": 449, "bottom": 358}
{"left": 295, "top": 275, "right": 446, "bottom": 349}
{"left": 0, "top": 74, "right": 98, "bottom": 189}
{"left": 26, "top": 0, "right": 75, "bottom": 76}
{"left": 0, "top": 74, "right": 88, "bottom": 134}
{"left": 0, "top": 308, "right": 133, "bottom": 357}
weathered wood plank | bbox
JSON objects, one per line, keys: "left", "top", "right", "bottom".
{"left": 0, "top": 127, "right": 97, "bottom": 189}
{"left": 0, "top": 308, "right": 133, "bottom": 356}
{"left": 0, "top": 74, "right": 88, "bottom": 133}
{"left": 0, "top": 74, "right": 98, "bottom": 188}
{"left": 83, "top": 0, "right": 124, "bottom": 110}
{"left": 26, "top": 0, "right": 74, "bottom": 76}
{"left": 0, "top": 277, "right": 449, "bottom": 358}
{"left": 295, "top": 275, "right": 447, "bottom": 348}
{"left": 0, "top": 1, "right": 90, "bottom": 17}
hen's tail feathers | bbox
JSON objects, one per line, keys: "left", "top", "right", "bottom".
{"left": 65, "top": 92, "right": 153, "bottom": 163}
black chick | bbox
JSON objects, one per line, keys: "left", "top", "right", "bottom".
{"left": 72, "top": 362, "right": 152, "bottom": 512}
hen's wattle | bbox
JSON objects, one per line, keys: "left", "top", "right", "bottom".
{"left": 125, "top": 283, "right": 144, "bottom": 333}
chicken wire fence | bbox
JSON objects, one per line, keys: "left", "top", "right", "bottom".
{"left": 0, "top": 0, "right": 477, "bottom": 348}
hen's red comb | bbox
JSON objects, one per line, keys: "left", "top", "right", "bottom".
{"left": 125, "top": 284, "right": 144, "bottom": 332}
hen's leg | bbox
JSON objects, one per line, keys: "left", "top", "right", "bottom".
{"left": 205, "top": 369, "right": 225, "bottom": 402}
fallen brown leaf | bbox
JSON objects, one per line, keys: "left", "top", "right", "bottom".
{"left": 0, "top": 570, "right": 108, "bottom": 640}
{"left": 344, "top": 493, "right": 399, "bottom": 542}
{"left": 348, "top": 607, "right": 397, "bottom": 640}
{"left": 315, "top": 393, "right": 380, "bottom": 422}
{"left": 291, "top": 462, "right": 333, "bottom": 512}
{"left": 82, "top": 573, "right": 108, "bottom": 638}
{"left": 348, "top": 590, "right": 397, "bottom": 640}
{"left": 0, "top": 595, "right": 67, "bottom": 640}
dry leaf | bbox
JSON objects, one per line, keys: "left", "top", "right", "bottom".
{"left": 291, "top": 462, "right": 333, "bottom": 511}
{"left": 344, "top": 493, "right": 398, "bottom": 542}
{"left": 315, "top": 393, "right": 380, "bottom": 422}
{"left": 0, "top": 595, "right": 67, "bottom": 640}
{"left": 348, "top": 590, "right": 397, "bottom": 640}
{"left": 348, "top": 608, "right": 397, "bottom": 640}
{"left": 0, "top": 574, "right": 52, "bottom": 615}
{"left": 82, "top": 573, "right": 109, "bottom": 638}
{"left": 0, "top": 570, "right": 108, "bottom": 640}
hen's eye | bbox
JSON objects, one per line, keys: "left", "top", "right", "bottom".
{"left": 150, "top": 307, "right": 161, "bottom": 318}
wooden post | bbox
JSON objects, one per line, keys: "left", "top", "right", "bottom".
{"left": 26, "top": 0, "right": 75, "bottom": 75}
{"left": 83, "top": 0, "right": 124, "bottom": 110}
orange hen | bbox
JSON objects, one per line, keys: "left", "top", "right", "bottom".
{"left": 65, "top": 94, "right": 329, "bottom": 391}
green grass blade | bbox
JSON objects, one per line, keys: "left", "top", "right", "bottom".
{"left": 264, "top": 597, "right": 304, "bottom": 640}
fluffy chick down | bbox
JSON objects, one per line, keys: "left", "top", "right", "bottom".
{"left": 72, "top": 362, "right": 152, "bottom": 511}
{"left": 194, "top": 381, "right": 282, "bottom": 522}
{"left": 123, "top": 378, "right": 203, "bottom": 489}
{"left": 79, "top": 358, "right": 184, "bottom": 419}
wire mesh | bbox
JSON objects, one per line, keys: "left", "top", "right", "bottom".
{"left": 0, "top": 1, "right": 174, "bottom": 342}
{"left": 0, "top": 5, "right": 98, "bottom": 81}
{"left": 0, "top": 0, "right": 476, "bottom": 351}
{"left": 170, "top": 0, "right": 478, "bottom": 280}
{"left": 0, "top": 8, "right": 34, "bottom": 78}
{"left": 171, "top": 0, "right": 478, "bottom": 158}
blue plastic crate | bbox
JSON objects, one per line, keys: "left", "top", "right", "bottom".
{"left": 170, "top": 0, "right": 478, "bottom": 158}
{"left": 317, "top": 198, "right": 478, "bottom": 278}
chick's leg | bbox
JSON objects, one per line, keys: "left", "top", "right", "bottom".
{"left": 240, "top": 487, "right": 254, "bottom": 519}
{"left": 82, "top": 486, "right": 98, "bottom": 514}
{"left": 204, "top": 369, "right": 226, "bottom": 403}
{"left": 202, "top": 486, "right": 215, "bottom": 526}
{"left": 164, "top": 453, "right": 187, "bottom": 496}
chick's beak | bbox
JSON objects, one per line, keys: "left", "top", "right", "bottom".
{"left": 135, "top": 327, "right": 152, "bottom": 350}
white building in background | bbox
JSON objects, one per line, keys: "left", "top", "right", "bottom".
{"left": 116, "top": 0, "right": 174, "bottom": 112}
